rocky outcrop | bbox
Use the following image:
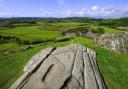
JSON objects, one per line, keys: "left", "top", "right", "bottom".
{"left": 96, "top": 31, "right": 128, "bottom": 53}
{"left": 61, "top": 29, "right": 98, "bottom": 39}
{"left": 10, "top": 44, "right": 106, "bottom": 89}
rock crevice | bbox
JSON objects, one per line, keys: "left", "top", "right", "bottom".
{"left": 96, "top": 31, "right": 128, "bottom": 53}
{"left": 10, "top": 44, "right": 106, "bottom": 89}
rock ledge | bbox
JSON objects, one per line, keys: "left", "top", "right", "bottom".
{"left": 10, "top": 44, "right": 106, "bottom": 89}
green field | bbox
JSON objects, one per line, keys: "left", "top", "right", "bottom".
{"left": 0, "top": 19, "right": 128, "bottom": 89}
{"left": 91, "top": 26, "right": 120, "bottom": 33}
{"left": 0, "top": 26, "right": 59, "bottom": 40}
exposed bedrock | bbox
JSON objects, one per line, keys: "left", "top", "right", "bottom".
{"left": 96, "top": 31, "right": 128, "bottom": 53}
{"left": 61, "top": 29, "right": 98, "bottom": 39}
{"left": 10, "top": 44, "right": 106, "bottom": 89}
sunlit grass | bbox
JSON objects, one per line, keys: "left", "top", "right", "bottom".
{"left": 0, "top": 37, "right": 128, "bottom": 89}
{"left": 0, "top": 26, "right": 60, "bottom": 40}
{"left": 0, "top": 22, "right": 127, "bottom": 89}
{"left": 90, "top": 26, "right": 120, "bottom": 33}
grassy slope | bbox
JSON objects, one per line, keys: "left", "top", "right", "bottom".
{"left": 0, "top": 26, "right": 60, "bottom": 40}
{"left": 41, "top": 22, "right": 120, "bottom": 33}
{"left": 40, "top": 22, "right": 81, "bottom": 32}
{"left": 91, "top": 26, "right": 120, "bottom": 33}
{"left": 0, "top": 37, "right": 128, "bottom": 89}
{"left": 0, "top": 24, "right": 128, "bottom": 89}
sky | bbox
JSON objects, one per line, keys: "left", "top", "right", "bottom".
{"left": 0, "top": 0, "right": 128, "bottom": 18}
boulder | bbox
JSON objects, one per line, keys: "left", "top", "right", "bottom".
{"left": 10, "top": 44, "right": 106, "bottom": 89}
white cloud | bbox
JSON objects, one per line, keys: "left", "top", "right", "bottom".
{"left": 39, "top": 5, "right": 128, "bottom": 18}
{"left": 40, "top": 9, "right": 57, "bottom": 17}
{"left": 88, "top": 5, "right": 128, "bottom": 18}
{"left": 41, "top": 11, "right": 54, "bottom": 17}
{"left": 62, "top": 9, "right": 72, "bottom": 17}
{"left": 91, "top": 6, "right": 98, "bottom": 11}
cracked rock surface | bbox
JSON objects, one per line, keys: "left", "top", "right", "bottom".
{"left": 10, "top": 44, "right": 106, "bottom": 89}
{"left": 96, "top": 31, "right": 128, "bottom": 53}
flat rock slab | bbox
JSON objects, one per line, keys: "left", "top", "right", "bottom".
{"left": 10, "top": 44, "right": 106, "bottom": 89}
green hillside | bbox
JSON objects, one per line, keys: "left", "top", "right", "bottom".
{"left": 0, "top": 18, "right": 128, "bottom": 89}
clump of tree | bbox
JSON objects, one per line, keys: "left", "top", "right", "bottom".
{"left": 96, "top": 28, "right": 105, "bottom": 34}
{"left": 65, "top": 26, "right": 90, "bottom": 33}
{"left": 16, "top": 38, "right": 46, "bottom": 45}
{"left": 9, "top": 20, "right": 37, "bottom": 24}
{"left": 98, "top": 18, "right": 128, "bottom": 28}
{"left": 0, "top": 21, "right": 15, "bottom": 30}
{"left": 0, "top": 20, "right": 38, "bottom": 30}
{"left": 0, "top": 35, "right": 18, "bottom": 43}
{"left": 55, "top": 37, "right": 74, "bottom": 42}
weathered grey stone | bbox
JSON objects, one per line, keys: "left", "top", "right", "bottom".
{"left": 10, "top": 44, "right": 106, "bottom": 89}
{"left": 61, "top": 29, "right": 98, "bottom": 39}
{"left": 96, "top": 31, "right": 128, "bottom": 53}
{"left": 86, "top": 30, "right": 98, "bottom": 39}
{"left": 24, "top": 47, "right": 56, "bottom": 73}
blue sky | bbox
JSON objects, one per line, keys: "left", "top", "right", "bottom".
{"left": 0, "top": 0, "right": 128, "bottom": 18}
